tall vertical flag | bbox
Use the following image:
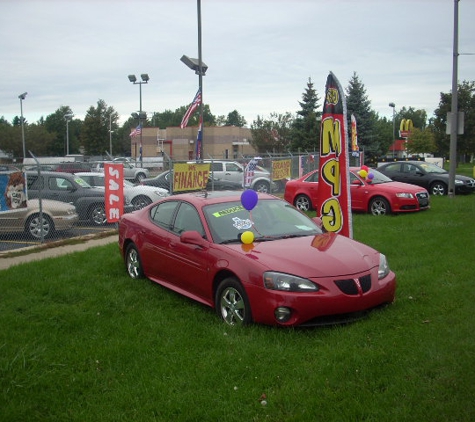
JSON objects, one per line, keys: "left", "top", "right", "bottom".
{"left": 180, "top": 89, "right": 202, "bottom": 129}
{"left": 316, "top": 72, "right": 353, "bottom": 238}
{"left": 195, "top": 116, "right": 203, "bottom": 160}
{"left": 350, "top": 114, "right": 359, "bottom": 154}
{"left": 244, "top": 158, "right": 258, "bottom": 187}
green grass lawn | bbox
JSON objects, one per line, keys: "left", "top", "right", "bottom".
{"left": 1, "top": 194, "right": 474, "bottom": 421}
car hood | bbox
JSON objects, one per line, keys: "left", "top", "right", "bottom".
{"left": 224, "top": 233, "right": 379, "bottom": 278}
{"left": 372, "top": 181, "right": 427, "bottom": 193}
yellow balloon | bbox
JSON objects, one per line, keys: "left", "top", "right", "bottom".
{"left": 359, "top": 169, "right": 368, "bottom": 178}
{"left": 241, "top": 231, "right": 254, "bottom": 245}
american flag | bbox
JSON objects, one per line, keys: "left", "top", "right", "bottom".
{"left": 129, "top": 124, "right": 142, "bottom": 138}
{"left": 180, "top": 89, "right": 202, "bottom": 129}
{"left": 244, "top": 159, "right": 258, "bottom": 187}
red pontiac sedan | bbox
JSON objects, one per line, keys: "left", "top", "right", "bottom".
{"left": 118, "top": 191, "right": 396, "bottom": 327}
{"left": 284, "top": 168, "right": 430, "bottom": 215}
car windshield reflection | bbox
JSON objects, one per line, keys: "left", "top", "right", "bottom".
{"left": 203, "top": 198, "right": 321, "bottom": 244}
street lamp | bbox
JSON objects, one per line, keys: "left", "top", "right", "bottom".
{"left": 18, "top": 92, "right": 27, "bottom": 158}
{"left": 128, "top": 73, "right": 149, "bottom": 165}
{"left": 64, "top": 113, "right": 73, "bottom": 155}
{"left": 389, "top": 102, "right": 396, "bottom": 159}
{"left": 180, "top": 0, "right": 206, "bottom": 160}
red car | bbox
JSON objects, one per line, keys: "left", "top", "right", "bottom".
{"left": 118, "top": 191, "right": 396, "bottom": 327}
{"left": 284, "top": 168, "right": 430, "bottom": 215}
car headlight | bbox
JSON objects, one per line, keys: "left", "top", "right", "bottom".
{"left": 263, "top": 272, "right": 319, "bottom": 292}
{"left": 395, "top": 193, "right": 414, "bottom": 198}
{"left": 378, "top": 254, "right": 390, "bottom": 279}
{"left": 455, "top": 180, "right": 463, "bottom": 185}
{"left": 154, "top": 190, "right": 167, "bottom": 197}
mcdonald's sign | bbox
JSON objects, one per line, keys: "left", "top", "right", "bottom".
{"left": 399, "top": 119, "right": 413, "bottom": 138}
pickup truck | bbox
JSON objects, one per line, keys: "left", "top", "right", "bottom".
{"left": 92, "top": 161, "right": 149, "bottom": 183}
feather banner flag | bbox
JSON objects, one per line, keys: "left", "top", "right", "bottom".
{"left": 316, "top": 72, "right": 353, "bottom": 238}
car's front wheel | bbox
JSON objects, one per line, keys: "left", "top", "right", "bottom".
{"left": 26, "top": 213, "right": 54, "bottom": 239}
{"left": 89, "top": 204, "right": 107, "bottom": 225}
{"left": 294, "top": 194, "right": 312, "bottom": 211}
{"left": 215, "top": 278, "right": 252, "bottom": 326}
{"left": 131, "top": 195, "right": 152, "bottom": 210}
{"left": 430, "top": 181, "right": 447, "bottom": 196}
{"left": 369, "top": 197, "right": 390, "bottom": 216}
{"left": 125, "top": 243, "right": 144, "bottom": 279}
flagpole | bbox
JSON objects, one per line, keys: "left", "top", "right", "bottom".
{"left": 197, "top": 0, "right": 204, "bottom": 161}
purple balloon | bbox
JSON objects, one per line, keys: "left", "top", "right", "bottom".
{"left": 368, "top": 172, "right": 374, "bottom": 180}
{"left": 241, "top": 189, "right": 258, "bottom": 211}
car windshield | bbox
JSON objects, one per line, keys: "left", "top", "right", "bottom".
{"left": 419, "top": 163, "right": 447, "bottom": 174}
{"left": 203, "top": 198, "right": 321, "bottom": 244}
{"left": 362, "top": 169, "right": 392, "bottom": 184}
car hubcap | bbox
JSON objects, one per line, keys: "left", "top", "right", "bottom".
{"left": 127, "top": 249, "right": 140, "bottom": 278}
{"left": 220, "top": 287, "right": 245, "bottom": 325}
{"left": 372, "top": 201, "right": 387, "bottom": 215}
{"left": 92, "top": 207, "right": 106, "bottom": 225}
{"left": 29, "top": 217, "right": 50, "bottom": 238}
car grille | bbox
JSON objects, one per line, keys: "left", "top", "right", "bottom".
{"left": 416, "top": 192, "right": 430, "bottom": 207}
{"left": 334, "top": 274, "right": 371, "bottom": 295}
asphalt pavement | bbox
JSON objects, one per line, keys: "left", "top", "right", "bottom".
{"left": 0, "top": 233, "right": 118, "bottom": 271}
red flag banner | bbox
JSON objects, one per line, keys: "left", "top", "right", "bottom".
{"left": 316, "top": 72, "right": 353, "bottom": 238}
{"left": 104, "top": 163, "right": 124, "bottom": 223}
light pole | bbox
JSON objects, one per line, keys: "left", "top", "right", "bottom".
{"left": 128, "top": 74, "right": 149, "bottom": 166}
{"left": 109, "top": 114, "right": 113, "bottom": 156}
{"left": 181, "top": 0, "right": 207, "bottom": 160}
{"left": 64, "top": 113, "right": 73, "bottom": 155}
{"left": 18, "top": 92, "right": 27, "bottom": 158}
{"left": 389, "top": 102, "right": 396, "bottom": 159}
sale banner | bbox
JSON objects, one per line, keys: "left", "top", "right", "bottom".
{"left": 316, "top": 72, "right": 353, "bottom": 238}
{"left": 104, "top": 163, "right": 124, "bottom": 223}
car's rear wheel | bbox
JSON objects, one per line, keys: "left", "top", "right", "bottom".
{"left": 125, "top": 243, "right": 144, "bottom": 279}
{"left": 135, "top": 172, "right": 147, "bottom": 183}
{"left": 252, "top": 180, "right": 270, "bottom": 193}
{"left": 294, "top": 194, "right": 312, "bottom": 211}
{"left": 89, "top": 204, "right": 107, "bottom": 225}
{"left": 369, "top": 197, "right": 390, "bottom": 216}
{"left": 26, "top": 213, "right": 54, "bottom": 239}
{"left": 131, "top": 195, "right": 152, "bottom": 210}
{"left": 215, "top": 278, "right": 252, "bottom": 326}
{"left": 430, "top": 181, "right": 447, "bottom": 196}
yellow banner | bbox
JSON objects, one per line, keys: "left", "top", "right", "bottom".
{"left": 173, "top": 163, "right": 210, "bottom": 192}
{"left": 272, "top": 159, "right": 291, "bottom": 181}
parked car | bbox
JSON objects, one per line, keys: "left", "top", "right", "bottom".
{"left": 204, "top": 160, "right": 273, "bottom": 192}
{"left": 118, "top": 191, "right": 396, "bottom": 327}
{"left": 75, "top": 172, "right": 169, "bottom": 210}
{"left": 25, "top": 171, "right": 133, "bottom": 225}
{"left": 284, "top": 168, "right": 430, "bottom": 215}
{"left": 93, "top": 161, "right": 149, "bottom": 182}
{"left": 0, "top": 198, "right": 78, "bottom": 240}
{"left": 377, "top": 161, "right": 475, "bottom": 195}
{"left": 141, "top": 170, "right": 243, "bottom": 193}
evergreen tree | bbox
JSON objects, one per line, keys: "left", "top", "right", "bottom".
{"left": 291, "top": 78, "right": 321, "bottom": 151}
{"left": 345, "top": 72, "right": 378, "bottom": 156}
{"left": 81, "top": 100, "right": 118, "bottom": 155}
{"left": 224, "top": 110, "right": 247, "bottom": 127}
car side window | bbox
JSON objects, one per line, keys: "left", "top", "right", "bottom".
{"left": 49, "top": 176, "right": 74, "bottom": 190}
{"left": 27, "top": 175, "right": 42, "bottom": 190}
{"left": 172, "top": 202, "right": 205, "bottom": 237}
{"left": 225, "top": 163, "right": 241, "bottom": 172}
{"left": 150, "top": 201, "right": 178, "bottom": 230}
{"left": 211, "top": 163, "right": 223, "bottom": 172}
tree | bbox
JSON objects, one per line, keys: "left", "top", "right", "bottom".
{"left": 291, "top": 77, "right": 321, "bottom": 151}
{"left": 250, "top": 112, "right": 293, "bottom": 153}
{"left": 406, "top": 128, "right": 437, "bottom": 155}
{"left": 81, "top": 100, "right": 118, "bottom": 156}
{"left": 432, "top": 80, "right": 475, "bottom": 161}
{"left": 224, "top": 110, "right": 247, "bottom": 127}
{"left": 345, "top": 72, "right": 378, "bottom": 155}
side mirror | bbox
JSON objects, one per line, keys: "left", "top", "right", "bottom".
{"left": 180, "top": 231, "right": 208, "bottom": 249}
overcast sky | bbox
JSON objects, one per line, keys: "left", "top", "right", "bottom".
{"left": 1, "top": 0, "right": 474, "bottom": 128}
